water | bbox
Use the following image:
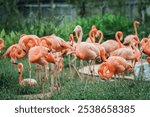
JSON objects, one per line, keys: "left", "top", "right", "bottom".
{"left": 135, "top": 63, "right": 150, "bottom": 81}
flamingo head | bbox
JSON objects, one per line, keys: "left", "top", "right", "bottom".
{"left": 140, "top": 38, "right": 149, "bottom": 46}
{"left": 134, "top": 20, "right": 140, "bottom": 25}
{"left": 18, "top": 63, "right": 24, "bottom": 74}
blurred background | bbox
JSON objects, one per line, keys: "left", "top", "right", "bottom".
{"left": 0, "top": 0, "right": 150, "bottom": 47}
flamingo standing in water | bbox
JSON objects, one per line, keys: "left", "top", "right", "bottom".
{"left": 123, "top": 21, "right": 140, "bottom": 47}
{"left": 98, "top": 56, "right": 132, "bottom": 79}
{"left": 17, "top": 63, "right": 37, "bottom": 87}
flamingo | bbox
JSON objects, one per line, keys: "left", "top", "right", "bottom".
{"left": 40, "top": 34, "right": 74, "bottom": 52}
{"left": 110, "top": 43, "right": 141, "bottom": 68}
{"left": 86, "top": 25, "right": 98, "bottom": 43}
{"left": 28, "top": 44, "right": 56, "bottom": 96}
{"left": 98, "top": 56, "right": 132, "bottom": 79}
{"left": 123, "top": 21, "right": 140, "bottom": 47}
{"left": 0, "top": 38, "right": 4, "bottom": 52}
{"left": 100, "top": 31, "right": 125, "bottom": 57}
{"left": 3, "top": 44, "right": 25, "bottom": 64}
{"left": 17, "top": 63, "right": 37, "bottom": 87}
{"left": 140, "top": 38, "right": 150, "bottom": 64}
{"left": 140, "top": 38, "right": 150, "bottom": 55}
{"left": 18, "top": 34, "right": 40, "bottom": 78}
{"left": 72, "top": 25, "right": 106, "bottom": 81}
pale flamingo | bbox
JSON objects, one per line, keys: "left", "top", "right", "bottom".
{"left": 18, "top": 63, "right": 37, "bottom": 87}
{"left": 123, "top": 21, "right": 140, "bottom": 47}
{"left": 98, "top": 56, "right": 132, "bottom": 79}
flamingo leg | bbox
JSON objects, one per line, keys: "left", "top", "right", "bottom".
{"left": 50, "top": 64, "right": 55, "bottom": 96}
{"left": 68, "top": 55, "right": 72, "bottom": 73}
{"left": 55, "top": 64, "right": 61, "bottom": 93}
{"left": 84, "top": 60, "right": 92, "bottom": 91}
{"left": 28, "top": 60, "right": 32, "bottom": 78}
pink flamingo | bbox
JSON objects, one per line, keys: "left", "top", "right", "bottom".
{"left": 28, "top": 44, "right": 56, "bottom": 96}
{"left": 123, "top": 21, "right": 140, "bottom": 47}
{"left": 100, "top": 31, "right": 125, "bottom": 57}
{"left": 98, "top": 56, "right": 132, "bottom": 79}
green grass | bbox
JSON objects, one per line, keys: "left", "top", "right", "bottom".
{"left": 0, "top": 56, "right": 150, "bottom": 100}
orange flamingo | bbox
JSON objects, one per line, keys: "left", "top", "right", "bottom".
{"left": 40, "top": 34, "right": 74, "bottom": 52}
{"left": 146, "top": 57, "right": 150, "bottom": 64}
{"left": 98, "top": 56, "right": 132, "bottom": 79}
{"left": 3, "top": 44, "right": 25, "bottom": 64}
{"left": 28, "top": 45, "right": 56, "bottom": 96}
{"left": 123, "top": 21, "right": 140, "bottom": 47}
{"left": 100, "top": 31, "right": 125, "bottom": 57}
{"left": 18, "top": 63, "right": 37, "bottom": 87}
{"left": 140, "top": 38, "right": 150, "bottom": 64}
{"left": 86, "top": 25, "right": 98, "bottom": 43}
{"left": 140, "top": 38, "right": 150, "bottom": 55}
{"left": 18, "top": 34, "right": 40, "bottom": 78}
{"left": 111, "top": 43, "right": 141, "bottom": 67}
{"left": 0, "top": 38, "right": 4, "bottom": 52}
{"left": 18, "top": 34, "right": 39, "bottom": 52}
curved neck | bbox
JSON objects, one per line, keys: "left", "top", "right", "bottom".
{"left": 15, "top": 49, "right": 26, "bottom": 59}
{"left": 89, "top": 30, "right": 96, "bottom": 43}
{"left": 98, "top": 30, "right": 104, "bottom": 44}
{"left": 115, "top": 31, "right": 123, "bottom": 48}
{"left": 76, "top": 29, "right": 83, "bottom": 44}
{"left": 132, "top": 44, "right": 140, "bottom": 60}
{"left": 69, "top": 34, "right": 74, "bottom": 46}
{"left": 98, "top": 62, "right": 107, "bottom": 78}
{"left": 134, "top": 21, "right": 139, "bottom": 36}
{"left": 41, "top": 37, "right": 52, "bottom": 46}
{"left": 19, "top": 72, "right": 23, "bottom": 86}
{"left": 103, "top": 64, "right": 114, "bottom": 78}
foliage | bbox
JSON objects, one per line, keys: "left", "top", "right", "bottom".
{"left": 0, "top": 13, "right": 149, "bottom": 49}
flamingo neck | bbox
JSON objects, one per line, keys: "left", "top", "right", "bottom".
{"left": 77, "top": 30, "right": 83, "bottom": 44}
{"left": 70, "top": 34, "right": 74, "bottom": 46}
{"left": 98, "top": 31, "right": 104, "bottom": 44}
{"left": 115, "top": 32, "right": 123, "bottom": 48}
{"left": 134, "top": 21, "right": 138, "bottom": 36}
{"left": 103, "top": 64, "right": 114, "bottom": 79}
{"left": 19, "top": 72, "right": 23, "bottom": 86}
{"left": 89, "top": 30, "right": 95, "bottom": 43}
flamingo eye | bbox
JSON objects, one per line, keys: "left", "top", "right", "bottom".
{"left": 48, "top": 50, "right": 51, "bottom": 53}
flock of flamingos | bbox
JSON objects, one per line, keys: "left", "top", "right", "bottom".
{"left": 0, "top": 20, "right": 150, "bottom": 96}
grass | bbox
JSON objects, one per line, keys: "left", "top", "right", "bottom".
{"left": 0, "top": 56, "right": 150, "bottom": 100}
